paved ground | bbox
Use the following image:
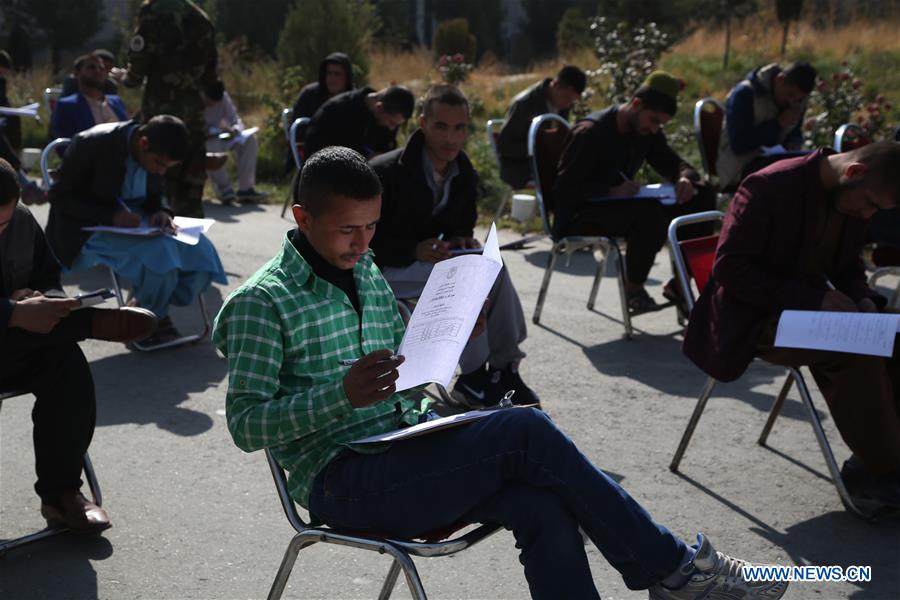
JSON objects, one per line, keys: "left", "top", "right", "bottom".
{"left": 2, "top": 199, "right": 899, "bottom": 600}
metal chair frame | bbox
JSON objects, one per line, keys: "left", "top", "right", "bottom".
{"left": 692, "top": 97, "right": 732, "bottom": 209}
{"left": 833, "top": 123, "right": 867, "bottom": 152}
{"left": 486, "top": 118, "right": 515, "bottom": 219}
{"left": 280, "top": 107, "right": 293, "bottom": 142}
{"left": 281, "top": 117, "right": 311, "bottom": 219}
{"left": 42, "top": 87, "right": 63, "bottom": 118}
{"left": 667, "top": 211, "right": 873, "bottom": 519}
{"left": 0, "top": 390, "right": 102, "bottom": 556}
{"left": 263, "top": 449, "right": 501, "bottom": 600}
{"left": 527, "top": 113, "right": 632, "bottom": 337}
{"left": 867, "top": 264, "right": 900, "bottom": 309}
{"left": 40, "top": 139, "right": 212, "bottom": 352}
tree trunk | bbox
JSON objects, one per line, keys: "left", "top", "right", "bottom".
{"left": 780, "top": 20, "right": 790, "bottom": 57}
{"left": 723, "top": 16, "right": 732, "bottom": 69}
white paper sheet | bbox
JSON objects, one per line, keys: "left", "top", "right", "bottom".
{"left": 636, "top": 183, "right": 677, "bottom": 205}
{"left": 0, "top": 103, "right": 39, "bottom": 118}
{"left": 394, "top": 223, "right": 503, "bottom": 391}
{"left": 351, "top": 408, "right": 508, "bottom": 444}
{"left": 774, "top": 310, "right": 900, "bottom": 357}
{"left": 82, "top": 216, "right": 215, "bottom": 246}
{"left": 761, "top": 144, "right": 787, "bottom": 155}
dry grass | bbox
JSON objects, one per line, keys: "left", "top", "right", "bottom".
{"left": 674, "top": 19, "right": 900, "bottom": 57}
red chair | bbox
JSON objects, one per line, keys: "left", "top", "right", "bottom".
{"left": 667, "top": 211, "right": 875, "bottom": 519}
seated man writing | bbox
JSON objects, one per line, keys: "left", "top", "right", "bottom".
{"left": 46, "top": 116, "right": 227, "bottom": 347}
{"left": 202, "top": 81, "right": 266, "bottom": 204}
{"left": 303, "top": 84, "right": 415, "bottom": 159}
{"left": 213, "top": 146, "right": 786, "bottom": 600}
{"left": 554, "top": 71, "right": 716, "bottom": 313}
{"left": 51, "top": 53, "right": 129, "bottom": 141}
{"left": 0, "top": 158, "right": 155, "bottom": 532}
{"left": 717, "top": 62, "right": 816, "bottom": 189}
{"left": 369, "top": 85, "right": 536, "bottom": 407}
{"left": 684, "top": 141, "right": 900, "bottom": 512}
{"left": 497, "top": 65, "right": 586, "bottom": 189}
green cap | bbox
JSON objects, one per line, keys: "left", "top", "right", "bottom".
{"left": 642, "top": 71, "right": 681, "bottom": 101}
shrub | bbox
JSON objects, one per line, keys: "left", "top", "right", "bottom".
{"left": 433, "top": 18, "right": 477, "bottom": 64}
{"left": 588, "top": 17, "right": 672, "bottom": 104}
{"left": 437, "top": 54, "right": 474, "bottom": 86}
{"left": 557, "top": 7, "right": 593, "bottom": 56}
{"left": 276, "top": 0, "right": 377, "bottom": 87}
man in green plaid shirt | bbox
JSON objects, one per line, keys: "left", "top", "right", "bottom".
{"left": 213, "top": 146, "right": 787, "bottom": 600}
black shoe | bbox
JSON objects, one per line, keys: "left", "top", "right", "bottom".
{"left": 840, "top": 455, "right": 900, "bottom": 515}
{"left": 452, "top": 365, "right": 505, "bottom": 408}
{"left": 237, "top": 188, "right": 269, "bottom": 202}
{"left": 662, "top": 278, "right": 689, "bottom": 321}
{"left": 496, "top": 365, "right": 540, "bottom": 407}
{"left": 626, "top": 287, "right": 662, "bottom": 315}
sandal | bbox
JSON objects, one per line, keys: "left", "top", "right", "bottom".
{"left": 626, "top": 288, "right": 660, "bottom": 315}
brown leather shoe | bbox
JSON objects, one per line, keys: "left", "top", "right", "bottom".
{"left": 90, "top": 307, "right": 157, "bottom": 343}
{"left": 41, "top": 491, "right": 111, "bottom": 533}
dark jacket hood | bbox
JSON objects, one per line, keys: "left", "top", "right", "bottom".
{"left": 317, "top": 52, "right": 354, "bottom": 91}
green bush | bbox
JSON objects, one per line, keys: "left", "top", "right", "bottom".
{"left": 557, "top": 8, "right": 593, "bottom": 56}
{"left": 276, "top": 0, "right": 376, "bottom": 86}
{"left": 588, "top": 17, "right": 672, "bottom": 104}
{"left": 433, "top": 19, "right": 477, "bottom": 64}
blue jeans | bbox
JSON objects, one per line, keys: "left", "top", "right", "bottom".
{"left": 308, "top": 409, "right": 687, "bottom": 599}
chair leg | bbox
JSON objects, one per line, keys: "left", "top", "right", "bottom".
{"left": 381, "top": 544, "right": 427, "bottom": 600}
{"left": 789, "top": 368, "right": 873, "bottom": 519}
{"left": 267, "top": 534, "right": 317, "bottom": 600}
{"left": 532, "top": 247, "right": 560, "bottom": 324}
{"left": 377, "top": 559, "right": 403, "bottom": 600}
{"left": 670, "top": 376, "right": 717, "bottom": 472}
{"left": 757, "top": 373, "right": 794, "bottom": 446}
{"left": 83, "top": 453, "right": 102, "bottom": 507}
{"left": 493, "top": 188, "right": 511, "bottom": 221}
{"left": 586, "top": 247, "right": 606, "bottom": 311}
{"left": 280, "top": 191, "right": 292, "bottom": 219}
{"left": 132, "top": 292, "right": 212, "bottom": 352}
{"left": 612, "top": 245, "right": 633, "bottom": 339}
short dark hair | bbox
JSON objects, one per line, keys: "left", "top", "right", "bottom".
{"left": 204, "top": 80, "right": 225, "bottom": 102}
{"left": 0, "top": 50, "right": 11, "bottom": 70}
{"left": 378, "top": 85, "right": 415, "bottom": 119}
{"left": 422, "top": 84, "right": 469, "bottom": 119}
{"left": 782, "top": 62, "right": 817, "bottom": 94}
{"left": 848, "top": 141, "right": 900, "bottom": 207}
{"left": 294, "top": 146, "right": 382, "bottom": 216}
{"left": 137, "top": 115, "right": 189, "bottom": 162}
{"left": 73, "top": 53, "right": 100, "bottom": 72}
{"left": 0, "top": 158, "right": 21, "bottom": 206}
{"left": 555, "top": 65, "right": 586, "bottom": 94}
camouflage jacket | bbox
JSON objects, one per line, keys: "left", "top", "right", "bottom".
{"left": 124, "top": 0, "right": 218, "bottom": 121}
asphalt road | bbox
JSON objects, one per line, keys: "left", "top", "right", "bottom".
{"left": 2, "top": 199, "right": 898, "bottom": 599}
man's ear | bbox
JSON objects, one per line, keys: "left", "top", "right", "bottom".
{"left": 292, "top": 204, "right": 312, "bottom": 232}
{"left": 844, "top": 162, "right": 868, "bottom": 181}
{"left": 418, "top": 114, "right": 427, "bottom": 130}
{"left": 137, "top": 135, "right": 150, "bottom": 151}
{"left": 629, "top": 96, "right": 642, "bottom": 111}
{"left": 374, "top": 100, "right": 384, "bottom": 114}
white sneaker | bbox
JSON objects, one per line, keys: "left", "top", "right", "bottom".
{"left": 649, "top": 534, "right": 788, "bottom": 600}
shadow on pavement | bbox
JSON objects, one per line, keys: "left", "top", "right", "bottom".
{"left": 0, "top": 533, "right": 112, "bottom": 599}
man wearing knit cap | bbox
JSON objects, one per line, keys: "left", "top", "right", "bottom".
{"left": 554, "top": 71, "right": 716, "bottom": 314}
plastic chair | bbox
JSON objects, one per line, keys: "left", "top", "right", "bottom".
{"left": 280, "top": 117, "right": 311, "bottom": 219}
{"left": 0, "top": 390, "right": 102, "bottom": 556}
{"left": 667, "top": 211, "right": 874, "bottom": 519}
{"left": 263, "top": 449, "right": 501, "bottom": 600}
{"left": 527, "top": 113, "right": 633, "bottom": 337}
{"left": 40, "top": 139, "right": 211, "bottom": 352}
{"left": 833, "top": 123, "right": 869, "bottom": 152}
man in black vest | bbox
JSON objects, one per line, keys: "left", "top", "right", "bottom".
{"left": 0, "top": 159, "right": 155, "bottom": 533}
{"left": 369, "top": 85, "right": 536, "bottom": 407}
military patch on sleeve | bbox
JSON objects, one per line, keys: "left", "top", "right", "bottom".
{"left": 130, "top": 35, "right": 145, "bottom": 53}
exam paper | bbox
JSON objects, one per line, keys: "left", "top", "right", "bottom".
{"left": 761, "top": 144, "right": 787, "bottom": 156}
{"left": 394, "top": 223, "right": 503, "bottom": 391}
{"left": 351, "top": 408, "right": 508, "bottom": 444}
{"left": 636, "top": 183, "right": 677, "bottom": 205}
{"left": 774, "top": 310, "right": 900, "bottom": 357}
{"left": 0, "top": 103, "right": 40, "bottom": 118}
{"left": 82, "top": 216, "right": 215, "bottom": 246}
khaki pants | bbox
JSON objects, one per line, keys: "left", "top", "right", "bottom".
{"left": 756, "top": 316, "right": 900, "bottom": 475}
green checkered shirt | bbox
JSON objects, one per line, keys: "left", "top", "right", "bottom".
{"left": 213, "top": 231, "right": 428, "bottom": 508}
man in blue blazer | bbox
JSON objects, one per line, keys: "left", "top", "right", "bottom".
{"left": 51, "top": 54, "right": 128, "bottom": 141}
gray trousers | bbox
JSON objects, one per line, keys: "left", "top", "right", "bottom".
{"left": 382, "top": 260, "right": 527, "bottom": 373}
{"left": 206, "top": 134, "right": 258, "bottom": 196}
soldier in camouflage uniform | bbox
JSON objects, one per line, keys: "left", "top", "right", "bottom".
{"left": 120, "top": 0, "right": 219, "bottom": 217}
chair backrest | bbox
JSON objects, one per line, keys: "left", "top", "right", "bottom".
{"left": 265, "top": 448, "right": 310, "bottom": 533}
{"left": 894, "top": 125, "right": 900, "bottom": 142}
{"left": 833, "top": 123, "right": 870, "bottom": 152}
{"left": 43, "top": 87, "right": 62, "bottom": 116}
{"left": 693, "top": 98, "right": 725, "bottom": 181}
{"left": 528, "top": 113, "right": 570, "bottom": 237}
{"left": 485, "top": 118, "right": 505, "bottom": 164}
{"left": 281, "top": 107, "right": 293, "bottom": 142}
{"left": 289, "top": 117, "right": 311, "bottom": 171}
{"left": 40, "top": 137, "right": 70, "bottom": 190}
{"left": 667, "top": 211, "right": 724, "bottom": 313}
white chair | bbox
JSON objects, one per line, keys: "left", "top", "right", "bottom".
{"left": 40, "top": 139, "right": 211, "bottom": 352}
{"left": 527, "top": 113, "right": 633, "bottom": 337}
{"left": 0, "top": 390, "right": 102, "bottom": 556}
{"left": 262, "top": 449, "right": 501, "bottom": 600}
{"left": 667, "top": 211, "right": 875, "bottom": 520}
